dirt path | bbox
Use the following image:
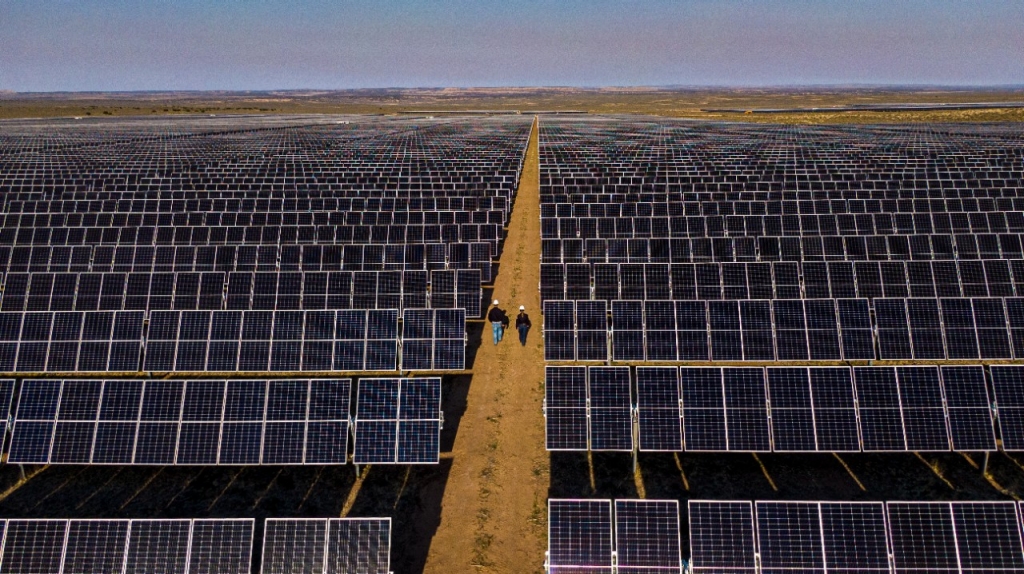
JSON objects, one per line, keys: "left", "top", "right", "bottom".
{"left": 423, "top": 118, "right": 548, "bottom": 574}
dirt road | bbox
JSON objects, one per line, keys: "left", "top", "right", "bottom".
{"left": 424, "top": 118, "right": 548, "bottom": 573}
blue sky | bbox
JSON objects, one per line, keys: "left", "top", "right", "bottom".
{"left": 1, "top": 0, "right": 1022, "bottom": 91}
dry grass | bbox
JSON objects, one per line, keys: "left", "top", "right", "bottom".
{"left": 4, "top": 87, "right": 1024, "bottom": 123}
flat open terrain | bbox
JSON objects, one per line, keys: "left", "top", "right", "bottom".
{"left": 4, "top": 87, "right": 1024, "bottom": 124}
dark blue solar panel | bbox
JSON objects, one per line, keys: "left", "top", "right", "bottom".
{"left": 853, "top": 367, "right": 906, "bottom": 452}
{"left": 546, "top": 366, "right": 588, "bottom": 451}
{"left": 547, "top": 500, "right": 614, "bottom": 573}
{"left": 681, "top": 368, "right": 727, "bottom": 451}
{"left": 636, "top": 367, "right": 682, "bottom": 452}
{"left": 588, "top": 367, "right": 632, "bottom": 451}
{"left": 992, "top": 366, "right": 1024, "bottom": 450}
{"left": 766, "top": 368, "right": 816, "bottom": 452}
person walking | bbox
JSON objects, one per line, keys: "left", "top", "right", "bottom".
{"left": 487, "top": 299, "right": 504, "bottom": 345}
{"left": 516, "top": 305, "right": 532, "bottom": 346}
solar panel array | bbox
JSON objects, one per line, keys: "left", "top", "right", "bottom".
{"left": 0, "top": 116, "right": 530, "bottom": 377}
{"left": 0, "top": 307, "right": 465, "bottom": 373}
{"left": 261, "top": 518, "right": 391, "bottom": 574}
{"left": 0, "top": 518, "right": 254, "bottom": 574}
{"left": 539, "top": 120, "right": 1024, "bottom": 366}
{"left": 0, "top": 376, "right": 444, "bottom": 466}
{"left": 0, "top": 269, "right": 481, "bottom": 316}
{"left": 545, "top": 365, "right": 999, "bottom": 453}
{"left": 541, "top": 260, "right": 1024, "bottom": 303}
{"left": 544, "top": 296, "right": 1024, "bottom": 362}
{"left": 546, "top": 499, "right": 682, "bottom": 573}
{"left": 688, "top": 500, "right": 1024, "bottom": 574}
{"left": 7, "top": 379, "right": 351, "bottom": 465}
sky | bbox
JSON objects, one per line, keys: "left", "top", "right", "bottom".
{"left": 1, "top": 0, "right": 1022, "bottom": 92}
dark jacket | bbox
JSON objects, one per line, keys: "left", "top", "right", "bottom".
{"left": 516, "top": 312, "right": 531, "bottom": 328}
{"left": 488, "top": 307, "right": 504, "bottom": 322}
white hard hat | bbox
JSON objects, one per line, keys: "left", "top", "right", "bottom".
{"left": 519, "top": 305, "right": 525, "bottom": 311}
{"left": 493, "top": 299, "right": 499, "bottom": 305}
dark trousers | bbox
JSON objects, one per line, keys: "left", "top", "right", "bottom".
{"left": 518, "top": 324, "right": 529, "bottom": 345}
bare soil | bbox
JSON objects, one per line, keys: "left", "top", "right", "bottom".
{"left": 423, "top": 118, "right": 549, "bottom": 573}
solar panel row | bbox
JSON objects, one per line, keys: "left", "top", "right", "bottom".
{"left": 10, "top": 196, "right": 508, "bottom": 215}
{"left": 3, "top": 206, "right": 505, "bottom": 226}
{"left": 0, "top": 308, "right": 465, "bottom": 373}
{"left": 543, "top": 297, "right": 1024, "bottom": 362}
{"left": 7, "top": 379, "right": 350, "bottom": 465}
{"left": 0, "top": 242, "right": 493, "bottom": 280}
{"left": 0, "top": 516, "right": 393, "bottom": 574}
{"left": 4, "top": 376, "right": 445, "bottom": 466}
{"left": 540, "top": 259, "right": 1024, "bottom": 302}
{"left": 539, "top": 233, "right": 1024, "bottom": 264}
{"left": 689, "top": 500, "right": 1024, "bottom": 574}
{"left": 541, "top": 210, "right": 1024, "bottom": 239}
{"left": 0, "top": 518, "right": 253, "bottom": 574}
{"left": 0, "top": 269, "right": 483, "bottom": 317}
{"left": 541, "top": 196, "right": 1024, "bottom": 219}
{"left": 545, "top": 365, "right": 998, "bottom": 453}
{"left": 546, "top": 499, "right": 682, "bottom": 573}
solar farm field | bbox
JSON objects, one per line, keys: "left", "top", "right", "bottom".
{"left": 4, "top": 113, "right": 1024, "bottom": 573}
{"left": 0, "top": 114, "right": 536, "bottom": 573}
{"left": 539, "top": 118, "right": 1024, "bottom": 574}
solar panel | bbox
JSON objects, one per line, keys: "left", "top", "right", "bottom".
{"left": 836, "top": 299, "right": 875, "bottom": 360}
{"left": 819, "top": 502, "right": 890, "bottom": 572}
{"left": 809, "top": 367, "right": 861, "bottom": 452}
{"left": 353, "top": 377, "right": 442, "bottom": 464}
{"left": 545, "top": 366, "right": 588, "bottom": 451}
{"left": 636, "top": 367, "right": 682, "bottom": 451}
{"left": 993, "top": 366, "right": 1024, "bottom": 450}
{"left": 875, "top": 299, "right": 913, "bottom": 359}
{"left": 546, "top": 499, "right": 614, "bottom": 573}
{"left": 754, "top": 502, "right": 824, "bottom": 571}
{"left": 766, "top": 368, "right": 817, "bottom": 452}
{"left": 897, "top": 366, "right": 950, "bottom": 451}
{"left": 611, "top": 300, "right": 644, "bottom": 361}
{"left": 325, "top": 518, "right": 392, "bottom": 574}
{"left": 687, "top": 501, "right": 757, "bottom": 573}
{"left": 681, "top": 368, "right": 727, "bottom": 451}
{"left": 187, "top": 519, "right": 255, "bottom": 574}
{"left": 543, "top": 301, "right": 576, "bottom": 362}
{"left": 940, "top": 366, "right": 996, "bottom": 451}
{"left": 577, "top": 300, "right": 609, "bottom": 362}
{"left": 853, "top": 367, "right": 907, "bottom": 452}
{"left": 588, "top": 366, "right": 633, "bottom": 451}
{"left": 724, "top": 368, "right": 770, "bottom": 452}
{"left": 613, "top": 500, "right": 682, "bottom": 573}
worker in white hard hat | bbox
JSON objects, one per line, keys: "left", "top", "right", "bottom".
{"left": 516, "top": 305, "right": 532, "bottom": 346}
{"left": 487, "top": 299, "right": 505, "bottom": 345}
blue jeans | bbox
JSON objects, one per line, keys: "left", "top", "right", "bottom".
{"left": 492, "top": 321, "right": 503, "bottom": 344}
{"left": 518, "top": 324, "right": 529, "bottom": 345}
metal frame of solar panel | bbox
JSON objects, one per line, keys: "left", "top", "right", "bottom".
{"left": 261, "top": 517, "right": 391, "bottom": 574}
{"left": 7, "top": 379, "right": 351, "bottom": 465}
{"left": 352, "top": 377, "right": 443, "bottom": 465}
{"left": 0, "top": 518, "right": 254, "bottom": 574}
{"left": 544, "top": 366, "right": 632, "bottom": 452}
{"left": 546, "top": 499, "right": 682, "bottom": 574}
